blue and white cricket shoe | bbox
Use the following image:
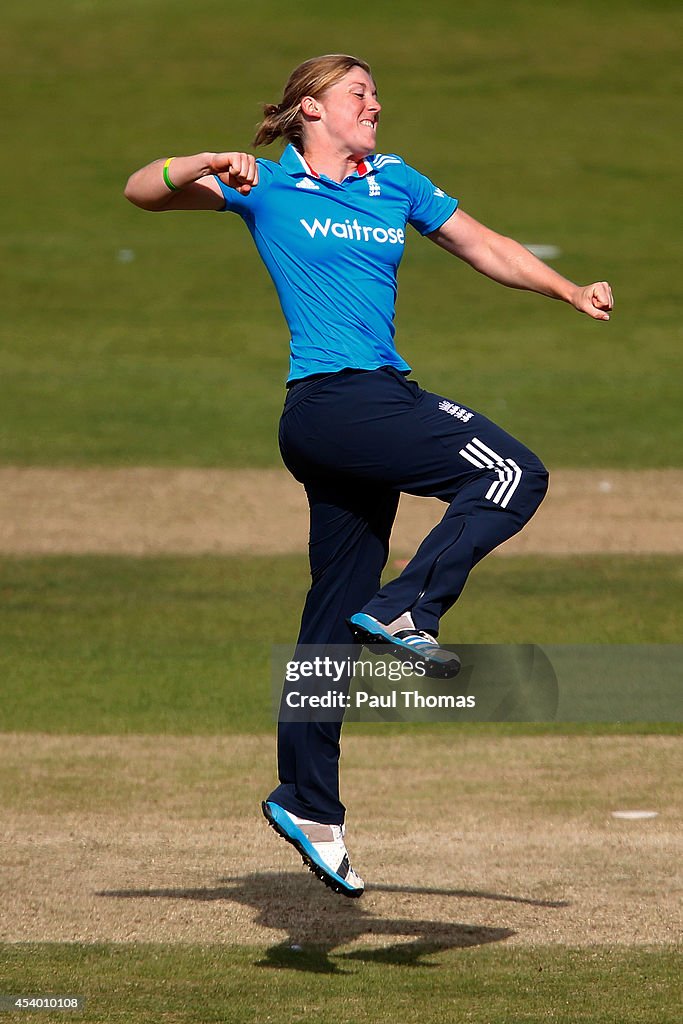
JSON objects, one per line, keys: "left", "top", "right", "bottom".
{"left": 348, "top": 612, "right": 461, "bottom": 679}
{"left": 262, "top": 801, "right": 364, "bottom": 898}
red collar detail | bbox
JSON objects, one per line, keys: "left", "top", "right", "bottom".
{"left": 301, "top": 156, "right": 320, "bottom": 179}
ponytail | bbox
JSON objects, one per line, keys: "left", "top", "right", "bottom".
{"left": 253, "top": 101, "right": 303, "bottom": 150}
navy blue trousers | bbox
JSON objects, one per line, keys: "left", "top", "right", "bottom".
{"left": 267, "top": 366, "right": 548, "bottom": 823}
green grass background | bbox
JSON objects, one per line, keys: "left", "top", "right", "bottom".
{"left": 1, "top": 2, "right": 681, "bottom": 1021}
{"left": 1, "top": 554, "right": 681, "bottom": 734}
{"left": 0, "top": 944, "right": 679, "bottom": 1023}
{"left": 2, "top": 0, "right": 682, "bottom": 466}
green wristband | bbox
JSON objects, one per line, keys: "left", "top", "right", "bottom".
{"left": 162, "top": 157, "right": 179, "bottom": 192}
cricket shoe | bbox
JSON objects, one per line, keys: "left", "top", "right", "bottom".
{"left": 262, "top": 800, "right": 364, "bottom": 898}
{"left": 347, "top": 612, "right": 461, "bottom": 679}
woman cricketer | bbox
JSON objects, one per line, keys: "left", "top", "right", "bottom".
{"left": 125, "top": 53, "right": 613, "bottom": 897}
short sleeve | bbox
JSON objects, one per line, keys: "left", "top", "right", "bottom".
{"left": 213, "top": 159, "right": 273, "bottom": 216}
{"left": 403, "top": 162, "right": 458, "bottom": 235}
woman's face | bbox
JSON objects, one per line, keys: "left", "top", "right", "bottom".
{"left": 307, "top": 67, "right": 381, "bottom": 159}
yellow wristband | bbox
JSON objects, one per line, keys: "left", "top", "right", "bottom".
{"left": 162, "top": 157, "right": 179, "bottom": 192}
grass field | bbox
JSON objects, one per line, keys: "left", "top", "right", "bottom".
{"left": 0, "top": 554, "right": 681, "bottom": 734}
{"left": 2, "top": 0, "right": 681, "bottom": 1021}
{"left": 1, "top": 732, "right": 681, "bottom": 1021}
{"left": 1, "top": 944, "right": 679, "bottom": 1023}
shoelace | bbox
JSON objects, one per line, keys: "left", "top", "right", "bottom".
{"left": 394, "top": 629, "right": 438, "bottom": 648}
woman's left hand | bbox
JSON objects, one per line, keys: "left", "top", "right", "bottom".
{"left": 571, "top": 281, "right": 614, "bottom": 320}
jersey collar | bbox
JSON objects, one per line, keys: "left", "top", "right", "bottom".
{"left": 280, "top": 143, "right": 375, "bottom": 183}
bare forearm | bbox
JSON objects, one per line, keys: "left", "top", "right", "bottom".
{"left": 124, "top": 150, "right": 259, "bottom": 211}
{"left": 124, "top": 153, "right": 215, "bottom": 210}
{"left": 430, "top": 210, "right": 613, "bottom": 321}
{"left": 462, "top": 232, "right": 613, "bottom": 320}
{"left": 465, "top": 233, "right": 578, "bottom": 303}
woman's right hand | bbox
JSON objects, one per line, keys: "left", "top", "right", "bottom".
{"left": 210, "top": 152, "right": 259, "bottom": 194}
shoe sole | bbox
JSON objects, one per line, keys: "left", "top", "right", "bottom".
{"left": 347, "top": 613, "right": 461, "bottom": 679}
{"left": 261, "top": 801, "right": 364, "bottom": 899}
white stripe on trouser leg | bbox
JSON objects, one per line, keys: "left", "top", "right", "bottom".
{"left": 457, "top": 443, "right": 505, "bottom": 500}
{"left": 459, "top": 447, "right": 489, "bottom": 470}
{"left": 458, "top": 438, "right": 524, "bottom": 509}
{"left": 482, "top": 465, "right": 511, "bottom": 503}
{"left": 468, "top": 437, "right": 517, "bottom": 504}
{"left": 480, "top": 455, "right": 511, "bottom": 503}
{"left": 459, "top": 441, "right": 501, "bottom": 499}
{"left": 497, "top": 460, "right": 522, "bottom": 508}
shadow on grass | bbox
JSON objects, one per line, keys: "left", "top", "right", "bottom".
{"left": 95, "top": 871, "right": 569, "bottom": 972}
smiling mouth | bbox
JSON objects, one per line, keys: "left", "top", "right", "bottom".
{"left": 360, "top": 119, "right": 376, "bottom": 129}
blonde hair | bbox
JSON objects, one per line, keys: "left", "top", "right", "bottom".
{"left": 253, "top": 54, "right": 373, "bottom": 152}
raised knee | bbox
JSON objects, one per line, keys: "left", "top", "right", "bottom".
{"left": 534, "top": 459, "right": 549, "bottom": 491}
{"left": 525, "top": 457, "right": 549, "bottom": 507}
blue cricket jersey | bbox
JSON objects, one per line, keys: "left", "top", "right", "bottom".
{"left": 214, "top": 144, "right": 458, "bottom": 382}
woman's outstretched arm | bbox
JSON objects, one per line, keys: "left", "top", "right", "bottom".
{"left": 429, "top": 208, "right": 613, "bottom": 321}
